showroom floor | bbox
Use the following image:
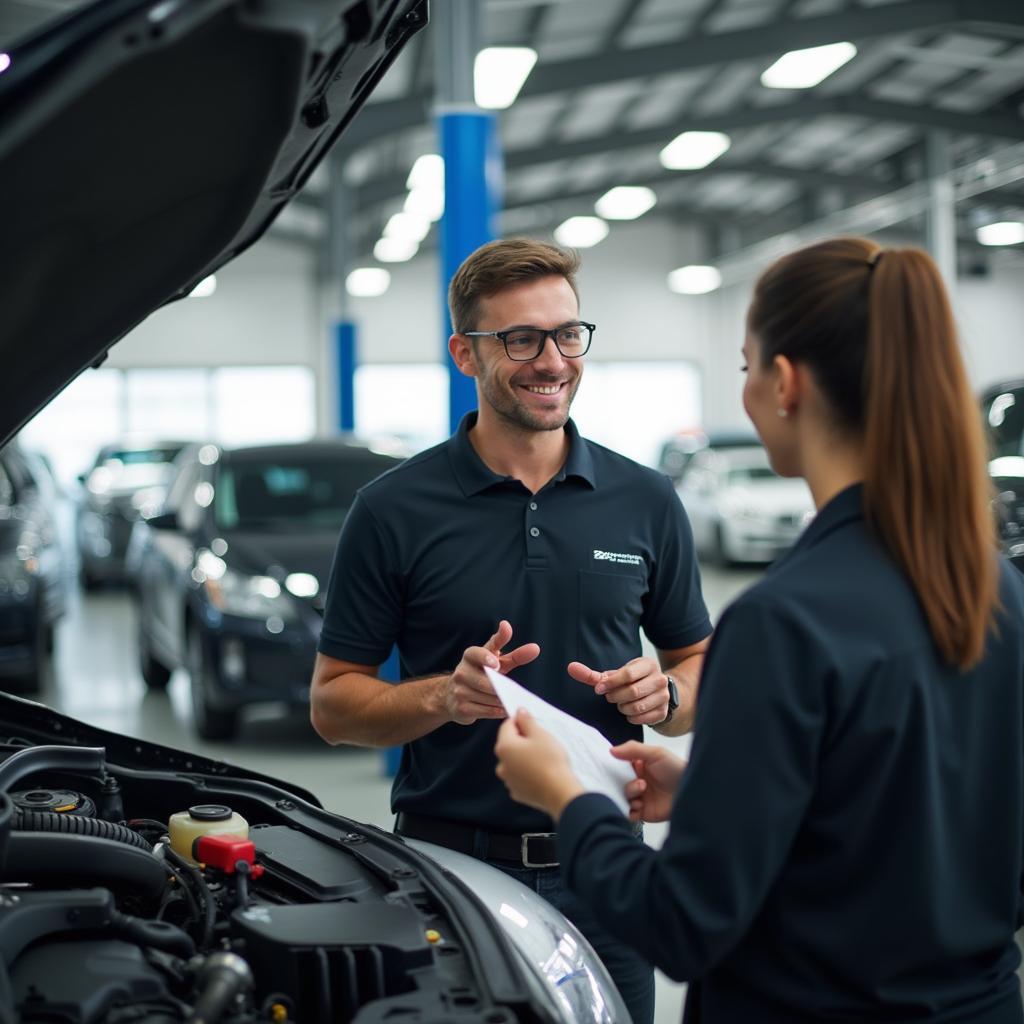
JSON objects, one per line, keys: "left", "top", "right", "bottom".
{"left": 43, "top": 563, "right": 760, "bottom": 1024}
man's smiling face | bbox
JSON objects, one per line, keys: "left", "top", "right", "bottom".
{"left": 468, "top": 275, "right": 584, "bottom": 433}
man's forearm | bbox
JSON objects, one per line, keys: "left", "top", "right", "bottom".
{"left": 311, "top": 671, "right": 451, "bottom": 747}
{"left": 652, "top": 652, "right": 704, "bottom": 737}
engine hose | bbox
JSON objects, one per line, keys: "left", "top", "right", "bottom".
{"left": 13, "top": 810, "right": 151, "bottom": 851}
{"left": 3, "top": 833, "right": 166, "bottom": 904}
{"left": 163, "top": 845, "right": 216, "bottom": 950}
{"left": 186, "top": 952, "right": 253, "bottom": 1024}
{"left": 0, "top": 794, "right": 11, "bottom": 876}
{"left": 0, "top": 746, "right": 105, "bottom": 792}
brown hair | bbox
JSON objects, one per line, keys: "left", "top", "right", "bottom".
{"left": 447, "top": 238, "right": 581, "bottom": 333}
{"left": 748, "top": 237, "right": 998, "bottom": 670}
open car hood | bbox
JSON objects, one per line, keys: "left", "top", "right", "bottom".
{"left": 0, "top": 0, "right": 427, "bottom": 446}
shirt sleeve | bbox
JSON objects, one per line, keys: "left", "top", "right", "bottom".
{"left": 641, "top": 474, "right": 712, "bottom": 650}
{"left": 558, "top": 595, "right": 826, "bottom": 981}
{"left": 317, "top": 492, "right": 402, "bottom": 665}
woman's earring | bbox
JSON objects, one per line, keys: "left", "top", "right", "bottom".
{"left": 776, "top": 407, "right": 788, "bottom": 418}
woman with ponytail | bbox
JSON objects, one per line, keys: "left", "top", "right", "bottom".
{"left": 495, "top": 237, "right": 1024, "bottom": 1023}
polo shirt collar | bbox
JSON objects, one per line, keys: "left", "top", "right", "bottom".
{"left": 789, "top": 482, "right": 864, "bottom": 556}
{"left": 448, "top": 412, "right": 597, "bottom": 496}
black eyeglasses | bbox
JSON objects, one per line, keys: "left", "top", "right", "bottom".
{"left": 463, "top": 322, "right": 595, "bottom": 361}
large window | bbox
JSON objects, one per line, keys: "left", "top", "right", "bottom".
{"left": 20, "top": 366, "right": 316, "bottom": 487}
{"left": 354, "top": 364, "right": 448, "bottom": 453}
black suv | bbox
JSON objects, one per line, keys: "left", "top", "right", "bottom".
{"left": 0, "top": 442, "right": 66, "bottom": 693}
{"left": 131, "top": 440, "right": 401, "bottom": 740}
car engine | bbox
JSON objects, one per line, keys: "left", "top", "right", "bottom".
{"left": 0, "top": 735, "right": 553, "bottom": 1024}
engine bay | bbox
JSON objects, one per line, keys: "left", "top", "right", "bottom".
{"left": 0, "top": 732, "right": 548, "bottom": 1024}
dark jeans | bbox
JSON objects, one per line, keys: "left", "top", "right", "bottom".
{"left": 473, "top": 832, "right": 655, "bottom": 1024}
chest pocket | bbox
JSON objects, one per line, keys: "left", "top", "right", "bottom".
{"left": 577, "top": 567, "right": 647, "bottom": 662}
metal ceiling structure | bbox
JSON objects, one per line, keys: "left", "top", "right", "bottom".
{"left": 4, "top": 0, "right": 1024, "bottom": 270}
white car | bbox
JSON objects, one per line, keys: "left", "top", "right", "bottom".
{"left": 678, "top": 446, "right": 815, "bottom": 565}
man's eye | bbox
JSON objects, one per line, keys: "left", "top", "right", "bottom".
{"left": 558, "top": 328, "right": 583, "bottom": 343}
{"left": 507, "top": 333, "right": 538, "bottom": 347}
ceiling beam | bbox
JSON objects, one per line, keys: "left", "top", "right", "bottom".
{"left": 336, "top": 0, "right": 1024, "bottom": 152}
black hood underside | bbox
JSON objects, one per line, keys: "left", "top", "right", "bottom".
{"left": 0, "top": 0, "right": 427, "bottom": 446}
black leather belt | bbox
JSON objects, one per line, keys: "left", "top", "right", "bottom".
{"left": 395, "top": 811, "right": 559, "bottom": 868}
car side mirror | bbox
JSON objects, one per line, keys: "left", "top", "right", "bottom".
{"left": 146, "top": 510, "right": 179, "bottom": 531}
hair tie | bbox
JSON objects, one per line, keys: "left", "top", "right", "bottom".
{"left": 868, "top": 250, "right": 885, "bottom": 270}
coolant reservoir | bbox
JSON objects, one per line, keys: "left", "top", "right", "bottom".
{"left": 169, "top": 804, "right": 249, "bottom": 863}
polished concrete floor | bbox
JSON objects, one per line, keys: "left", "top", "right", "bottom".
{"left": 40, "top": 562, "right": 761, "bottom": 1024}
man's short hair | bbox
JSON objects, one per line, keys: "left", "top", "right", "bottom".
{"left": 448, "top": 238, "right": 581, "bottom": 334}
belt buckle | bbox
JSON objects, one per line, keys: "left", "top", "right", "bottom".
{"left": 521, "top": 831, "right": 558, "bottom": 868}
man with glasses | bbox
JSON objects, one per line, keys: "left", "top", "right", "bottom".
{"left": 311, "top": 238, "right": 712, "bottom": 1024}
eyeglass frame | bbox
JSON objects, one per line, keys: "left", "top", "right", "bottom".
{"left": 462, "top": 321, "right": 596, "bottom": 361}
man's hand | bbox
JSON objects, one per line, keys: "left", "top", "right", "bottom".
{"left": 495, "top": 709, "right": 585, "bottom": 818}
{"left": 442, "top": 620, "right": 540, "bottom": 725}
{"left": 568, "top": 656, "right": 670, "bottom": 726}
{"left": 610, "top": 741, "right": 686, "bottom": 823}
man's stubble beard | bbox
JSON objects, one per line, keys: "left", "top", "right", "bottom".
{"left": 477, "top": 363, "right": 582, "bottom": 433}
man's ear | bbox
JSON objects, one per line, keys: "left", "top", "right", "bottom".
{"left": 449, "top": 334, "right": 478, "bottom": 379}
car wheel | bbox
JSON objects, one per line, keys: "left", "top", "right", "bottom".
{"left": 138, "top": 624, "right": 172, "bottom": 691}
{"left": 9, "top": 620, "right": 50, "bottom": 695}
{"left": 187, "top": 627, "right": 238, "bottom": 741}
{"left": 712, "top": 523, "right": 734, "bottom": 568}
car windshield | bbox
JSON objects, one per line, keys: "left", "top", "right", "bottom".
{"left": 103, "top": 447, "right": 182, "bottom": 466}
{"left": 727, "top": 466, "right": 776, "bottom": 484}
{"left": 215, "top": 455, "right": 390, "bottom": 530}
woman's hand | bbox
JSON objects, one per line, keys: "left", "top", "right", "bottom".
{"left": 610, "top": 741, "right": 686, "bottom": 823}
{"left": 495, "top": 710, "right": 586, "bottom": 819}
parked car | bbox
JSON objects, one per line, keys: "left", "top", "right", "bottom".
{"left": 0, "top": 442, "right": 67, "bottom": 694}
{"left": 657, "top": 428, "right": 761, "bottom": 483}
{"left": 678, "top": 444, "right": 815, "bottom": 565}
{"left": 981, "top": 380, "right": 1024, "bottom": 573}
{"left": 130, "top": 440, "right": 403, "bottom": 740}
{"left": 76, "top": 440, "right": 188, "bottom": 589}
{"left": 0, "top": 2, "right": 634, "bottom": 1020}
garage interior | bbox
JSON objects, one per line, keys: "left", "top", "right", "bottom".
{"left": 3, "top": 1, "right": 1024, "bottom": 1022}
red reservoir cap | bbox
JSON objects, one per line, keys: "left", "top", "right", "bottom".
{"left": 193, "top": 833, "right": 263, "bottom": 878}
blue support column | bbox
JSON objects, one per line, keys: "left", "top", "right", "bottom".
{"left": 335, "top": 320, "right": 357, "bottom": 433}
{"left": 439, "top": 110, "right": 501, "bottom": 434}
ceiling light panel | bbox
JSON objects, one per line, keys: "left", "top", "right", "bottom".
{"left": 553, "top": 216, "right": 609, "bottom": 248}
{"left": 474, "top": 47, "right": 537, "bottom": 109}
{"left": 346, "top": 268, "right": 391, "bottom": 297}
{"left": 660, "top": 131, "right": 732, "bottom": 170}
{"left": 668, "top": 266, "right": 722, "bottom": 295}
{"left": 595, "top": 186, "right": 657, "bottom": 220}
{"left": 977, "top": 222, "right": 1024, "bottom": 246}
{"left": 761, "top": 41, "right": 857, "bottom": 89}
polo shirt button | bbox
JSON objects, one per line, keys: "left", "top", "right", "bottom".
{"left": 529, "top": 502, "right": 538, "bottom": 511}
{"left": 529, "top": 526, "right": 540, "bottom": 538}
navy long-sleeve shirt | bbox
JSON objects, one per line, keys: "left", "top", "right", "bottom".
{"left": 558, "top": 485, "right": 1024, "bottom": 1023}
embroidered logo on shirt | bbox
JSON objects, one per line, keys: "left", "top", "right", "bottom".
{"left": 593, "top": 549, "right": 644, "bottom": 566}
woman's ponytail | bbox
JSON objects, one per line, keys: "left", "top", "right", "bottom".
{"left": 749, "top": 238, "right": 999, "bottom": 670}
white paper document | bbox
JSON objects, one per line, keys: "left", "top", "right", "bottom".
{"left": 485, "top": 666, "right": 635, "bottom": 816}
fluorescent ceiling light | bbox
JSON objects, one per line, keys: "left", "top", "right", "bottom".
{"left": 553, "top": 216, "right": 609, "bottom": 248}
{"left": 659, "top": 131, "right": 731, "bottom": 171}
{"left": 474, "top": 47, "right": 537, "bottom": 109}
{"left": 668, "top": 265, "right": 722, "bottom": 295}
{"left": 384, "top": 211, "right": 430, "bottom": 243}
{"left": 977, "top": 221, "right": 1024, "bottom": 246}
{"left": 346, "top": 268, "right": 391, "bottom": 298}
{"left": 406, "top": 154, "right": 444, "bottom": 191}
{"left": 761, "top": 41, "right": 857, "bottom": 89}
{"left": 404, "top": 186, "right": 445, "bottom": 222}
{"left": 594, "top": 186, "right": 657, "bottom": 220}
{"left": 188, "top": 274, "right": 217, "bottom": 298}
{"left": 374, "top": 236, "right": 419, "bottom": 262}
{"left": 0, "top": 54, "right": 10, "bottom": 74}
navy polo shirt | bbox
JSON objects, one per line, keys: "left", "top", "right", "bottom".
{"left": 558, "top": 484, "right": 1024, "bottom": 1023}
{"left": 318, "top": 412, "right": 711, "bottom": 831}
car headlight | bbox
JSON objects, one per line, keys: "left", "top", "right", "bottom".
{"left": 191, "top": 550, "right": 296, "bottom": 621}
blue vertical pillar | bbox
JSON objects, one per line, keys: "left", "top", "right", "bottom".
{"left": 439, "top": 110, "right": 501, "bottom": 434}
{"left": 335, "top": 320, "right": 357, "bottom": 433}
{"left": 434, "top": 0, "right": 503, "bottom": 436}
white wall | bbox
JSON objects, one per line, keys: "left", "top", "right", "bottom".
{"left": 92, "top": 222, "right": 1024, "bottom": 443}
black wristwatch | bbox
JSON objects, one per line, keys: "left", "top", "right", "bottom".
{"left": 661, "top": 675, "right": 679, "bottom": 726}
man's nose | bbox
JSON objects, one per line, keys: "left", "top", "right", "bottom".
{"left": 532, "top": 335, "right": 568, "bottom": 373}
